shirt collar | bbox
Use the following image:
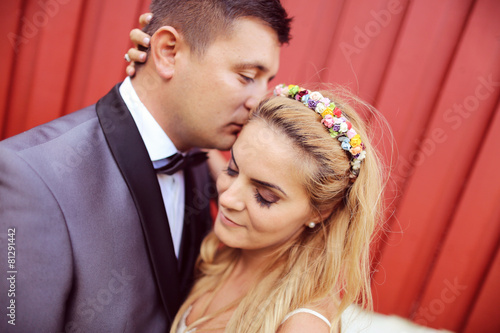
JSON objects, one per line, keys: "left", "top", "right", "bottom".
{"left": 119, "top": 77, "right": 178, "bottom": 161}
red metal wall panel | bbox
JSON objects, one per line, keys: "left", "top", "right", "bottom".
{"left": 416, "top": 101, "right": 500, "bottom": 330}
{"left": 463, "top": 246, "right": 500, "bottom": 333}
{"left": 0, "top": 0, "right": 23, "bottom": 136}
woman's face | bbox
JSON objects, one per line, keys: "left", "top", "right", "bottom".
{"left": 214, "top": 120, "right": 317, "bottom": 256}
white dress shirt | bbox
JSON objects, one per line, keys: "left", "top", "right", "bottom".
{"left": 119, "top": 77, "right": 185, "bottom": 258}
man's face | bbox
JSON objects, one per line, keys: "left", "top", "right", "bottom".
{"left": 167, "top": 17, "right": 281, "bottom": 151}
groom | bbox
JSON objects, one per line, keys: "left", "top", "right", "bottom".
{"left": 0, "top": 0, "right": 290, "bottom": 331}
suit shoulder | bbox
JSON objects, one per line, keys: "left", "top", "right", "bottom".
{"left": 0, "top": 105, "right": 98, "bottom": 153}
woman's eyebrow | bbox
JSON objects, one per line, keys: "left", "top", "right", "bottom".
{"left": 251, "top": 178, "right": 287, "bottom": 197}
{"left": 232, "top": 147, "right": 287, "bottom": 197}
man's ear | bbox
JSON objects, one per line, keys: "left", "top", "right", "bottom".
{"left": 150, "top": 26, "right": 181, "bottom": 79}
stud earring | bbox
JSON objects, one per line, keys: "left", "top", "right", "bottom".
{"left": 308, "top": 222, "right": 316, "bottom": 229}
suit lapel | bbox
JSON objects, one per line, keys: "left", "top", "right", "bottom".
{"left": 95, "top": 84, "right": 181, "bottom": 323}
{"left": 178, "top": 161, "right": 214, "bottom": 296}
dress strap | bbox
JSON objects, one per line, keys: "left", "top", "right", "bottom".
{"left": 282, "top": 308, "right": 332, "bottom": 328}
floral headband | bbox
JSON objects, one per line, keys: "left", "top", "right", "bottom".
{"left": 273, "top": 84, "right": 366, "bottom": 177}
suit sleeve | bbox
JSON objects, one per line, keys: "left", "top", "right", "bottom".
{"left": 0, "top": 146, "right": 73, "bottom": 332}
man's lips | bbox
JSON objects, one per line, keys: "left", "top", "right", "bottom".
{"left": 230, "top": 123, "right": 244, "bottom": 131}
{"left": 219, "top": 211, "right": 243, "bottom": 227}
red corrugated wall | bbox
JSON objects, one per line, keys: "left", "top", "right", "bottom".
{"left": 1, "top": 0, "right": 499, "bottom": 332}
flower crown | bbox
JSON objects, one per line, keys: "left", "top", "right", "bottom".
{"left": 273, "top": 84, "right": 366, "bottom": 177}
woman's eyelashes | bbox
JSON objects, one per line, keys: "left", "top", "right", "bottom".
{"left": 254, "top": 190, "right": 272, "bottom": 208}
{"left": 223, "top": 165, "right": 279, "bottom": 208}
{"left": 224, "top": 166, "right": 238, "bottom": 177}
{"left": 254, "top": 189, "right": 279, "bottom": 208}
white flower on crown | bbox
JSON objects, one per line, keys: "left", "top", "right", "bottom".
{"left": 315, "top": 103, "right": 327, "bottom": 114}
{"left": 334, "top": 117, "right": 344, "bottom": 124}
{"left": 309, "top": 91, "right": 323, "bottom": 101}
{"left": 351, "top": 160, "right": 361, "bottom": 170}
{"left": 357, "top": 151, "right": 367, "bottom": 161}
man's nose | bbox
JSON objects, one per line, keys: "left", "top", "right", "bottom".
{"left": 244, "top": 82, "right": 268, "bottom": 111}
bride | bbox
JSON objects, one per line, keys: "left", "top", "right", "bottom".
{"left": 168, "top": 85, "right": 385, "bottom": 332}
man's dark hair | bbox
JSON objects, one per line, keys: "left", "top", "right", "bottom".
{"left": 141, "top": 0, "right": 292, "bottom": 57}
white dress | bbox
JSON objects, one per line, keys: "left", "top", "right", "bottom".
{"left": 175, "top": 306, "right": 331, "bottom": 333}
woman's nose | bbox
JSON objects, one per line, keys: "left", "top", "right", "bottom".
{"left": 218, "top": 177, "right": 245, "bottom": 212}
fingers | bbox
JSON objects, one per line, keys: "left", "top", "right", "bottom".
{"left": 127, "top": 48, "right": 147, "bottom": 63}
{"left": 125, "top": 12, "right": 153, "bottom": 77}
{"left": 125, "top": 48, "right": 147, "bottom": 77}
{"left": 139, "top": 13, "right": 153, "bottom": 28}
{"left": 130, "top": 28, "right": 151, "bottom": 48}
{"left": 126, "top": 63, "right": 136, "bottom": 77}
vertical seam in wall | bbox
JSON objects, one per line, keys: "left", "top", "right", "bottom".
{"left": 1, "top": 0, "right": 29, "bottom": 140}
{"left": 58, "top": 0, "right": 89, "bottom": 118}
{"left": 457, "top": 94, "right": 500, "bottom": 331}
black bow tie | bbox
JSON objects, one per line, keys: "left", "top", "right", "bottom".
{"left": 153, "top": 151, "right": 208, "bottom": 175}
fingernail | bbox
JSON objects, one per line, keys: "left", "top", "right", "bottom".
{"left": 146, "top": 14, "right": 152, "bottom": 23}
{"left": 127, "top": 67, "right": 133, "bottom": 76}
{"left": 140, "top": 53, "right": 146, "bottom": 61}
{"left": 144, "top": 37, "right": 150, "bottom": 46}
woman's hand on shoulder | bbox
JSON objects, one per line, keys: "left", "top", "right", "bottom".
{"left": 125, "top": 13, "right": 153, "bottom": 77}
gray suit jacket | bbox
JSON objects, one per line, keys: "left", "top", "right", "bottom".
{"left": 0, "top": 84, "right": 213, "bottom": 332}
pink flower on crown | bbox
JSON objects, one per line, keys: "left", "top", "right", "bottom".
{"left": 333, "top": 108, "right": 342, "bottom": 117}
{"left": 274, "top": 86, "right": 283, "bottom": 96}
{"left": 346, "top": 121, "right": 352, "bottom": 130}
{"left": 296, "top": 90, "right": 308, "bottom": 101}
{"left": 320, "top": 97, "right": 331, "bottom": 105}
{"left": 346, "top": 129, "right": 357, "bottom": 139}
{"left": 321, "top": 114, "right": 335, "bottom": 128}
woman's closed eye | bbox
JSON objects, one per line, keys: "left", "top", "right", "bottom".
{"left": 254, "top": 188, "right": 279, "bottom": 208}
{"left": 223, "top": 166, "right": 238, "bottom": 177}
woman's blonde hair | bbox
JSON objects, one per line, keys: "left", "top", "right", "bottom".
{"left": 171, "top": 86, "right": 387, "bottom": 332}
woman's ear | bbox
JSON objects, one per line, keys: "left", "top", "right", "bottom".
{"left": 150, "top": 26, "right": 181, "bottom": 79}
{"left": 308, "top": 208, "right": 333, "bottom": 227}
{"left": 319, "top": 208, "right": 333, "bottom": 222}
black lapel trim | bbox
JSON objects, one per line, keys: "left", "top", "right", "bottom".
{"left": 96, "top": 84, "right": 181, "bottom": 323}
{"left": 178, "top": 161, "right": 214, "bottom": 297}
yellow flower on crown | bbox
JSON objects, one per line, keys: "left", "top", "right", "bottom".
{"left": 321, "top": 107, "right": 334, "bottom": 117}
{"left": 350, "top": 134, "right": 362, "bottom": 147}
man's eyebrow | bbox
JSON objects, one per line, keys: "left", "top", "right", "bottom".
{"left": 233, "top": 62, "right": 270, "bottom": 73}
{"left": 251, "top": 178, "right": 288, "bottom": 197}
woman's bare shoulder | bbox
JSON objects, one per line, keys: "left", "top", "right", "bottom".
{"left": 277, "top": 297, "right": 340, "bottom": 333}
